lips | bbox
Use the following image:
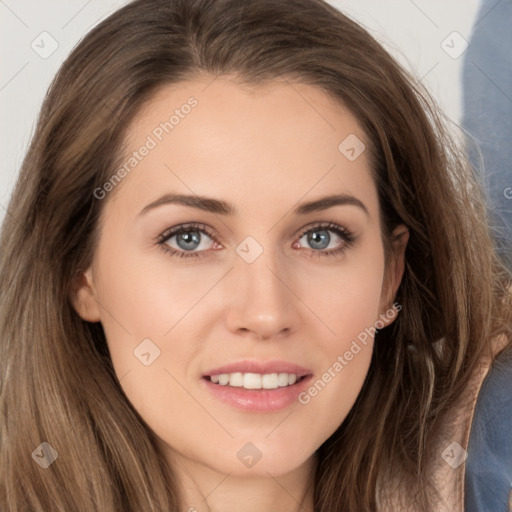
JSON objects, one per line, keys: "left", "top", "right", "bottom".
{"left": 201, "top": 360, "right": 313, "bottom": 412}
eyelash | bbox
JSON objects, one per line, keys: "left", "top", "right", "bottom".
{"left": 156, "top": 221, "right": 356, "bottom": 260}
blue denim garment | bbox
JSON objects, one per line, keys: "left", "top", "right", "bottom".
{"left": 462, "top": 0, "right": 512, "bottom": 273}
{"left": 463, "top": 2, "right": 512, "bottom": 507}
{"left": 465, "top": 344, "right": 512, "bottom": 511}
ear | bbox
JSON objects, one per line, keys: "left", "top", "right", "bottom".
{"left": 70, "top": 267, "right": 101, "bottom": 322}
{"left": 378, "top": 224, "right": 409, "bottom": 328}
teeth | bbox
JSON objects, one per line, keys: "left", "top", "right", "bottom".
{"left": 229, "top": 372, "right": 243, "bottom": 387}
{"left": 261, "top": 373, "right": 278, "bottom": 389}
{"left": 218, "top": 374, "right": 229, "bottom": 386}
{"left": 244, "top": 373, "right": 261, "bottom": 389}
{"left": 209, "top": 372, "right": 301, "bottom": 389}
{"left": 278, "top": 373, "right": 289, "bottom": 386}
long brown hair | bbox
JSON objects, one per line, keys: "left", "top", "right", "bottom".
{"left": 1, "top": 0, "right": 510, "bottom": 510}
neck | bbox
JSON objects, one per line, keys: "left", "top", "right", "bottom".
{"left": 171, "top": 452, "right": 317, "bottom": 512}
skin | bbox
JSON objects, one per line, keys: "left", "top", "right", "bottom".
{"left": 73, "top": 75, "right": 408, "bottom": 512}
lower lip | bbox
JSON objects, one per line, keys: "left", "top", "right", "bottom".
{"left": 201, "top": 375, "right": 313, "bottom": 412}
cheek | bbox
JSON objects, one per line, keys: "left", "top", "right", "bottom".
{"left": 93, "top": 243, "right": 229, "bottom": 358}
{"left": 297, "top": 238, "right": 386, "bottom": 344}
{"left": 92, "top": 245, "right": 233, "bottom": 435}
{"left": 289, "top": 241, "right": 385, "bottom": 437}
{"left": 91, "top": 245, "right": 213, "bottom": 446}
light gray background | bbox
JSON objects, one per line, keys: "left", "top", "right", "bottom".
{"left": 0, "top": 0, "right": 482, "bottom": 225}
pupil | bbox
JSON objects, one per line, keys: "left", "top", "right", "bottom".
{"left": 177, "top": 231, "right": 200, "bottom": 250}
{"left": 308, "top": 230, "right": 330, "bottom": 249}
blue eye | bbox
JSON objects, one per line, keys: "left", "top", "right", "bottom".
{"left": 172, "top": 231, "right": 205, "bottom": 251}
{"left": 296, "top": 222, "right": 355, "bottom": 257}
{"left": 158, "top": 223, "right": 217, "bottom": 258}
{"left": 304, "top": 229, "right": 331, "bottom": 250}
{"left": 157, "top": 221, "right": 355, "bottom": 259}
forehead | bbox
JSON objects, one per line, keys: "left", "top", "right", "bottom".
{"left": 111, "top": 75, "right": 378, "bottom": 219}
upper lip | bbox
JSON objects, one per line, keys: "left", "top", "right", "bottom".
{"left": 202, "top": 360, "right": 312, "bottom": 378}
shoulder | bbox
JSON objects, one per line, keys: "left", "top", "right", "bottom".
{"left": 465, "top": 339, "right": 512, "bottom": 512}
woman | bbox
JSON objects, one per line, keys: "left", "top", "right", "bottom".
{"left": 0, "top": 0, "right": 510, "bottom": 510}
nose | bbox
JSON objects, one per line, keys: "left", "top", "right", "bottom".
{"left": 224, "top": 247, "right": 300, "bottom": 340}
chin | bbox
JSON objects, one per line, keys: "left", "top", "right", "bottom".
{"left": 202, "top": 440, "right": 314, "bottom": 478}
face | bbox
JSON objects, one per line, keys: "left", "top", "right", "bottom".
{"left": 74, "top": 75, "right": 407, "bottom": 480}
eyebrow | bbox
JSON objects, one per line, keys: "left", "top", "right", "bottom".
{"left": 139, "top": 192, "right": 369, "bottom": 217}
